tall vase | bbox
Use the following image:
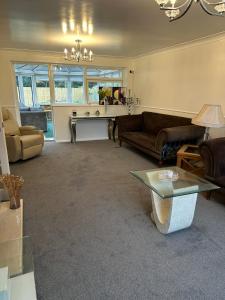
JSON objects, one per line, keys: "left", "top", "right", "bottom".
{"left": 9, "top": 195, "right": 20, "bottom": 210}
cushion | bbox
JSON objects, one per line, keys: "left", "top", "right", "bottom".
{"left": 121, "top": 132, "right": 156, "bottom": 150}
{"left": 20, "top": 107, "right": 30, "bottom": 112}
{"left": 142, "top": 111, "right": 191, "bottom": 135}
{"left": 2, "top": 108, "right": 9, "bottom": 121}
{"left": 20, "top": 134, "right": 43, "bottom": 149}
{"left": 2, "top": 109, "right": 20, "bottom": 135}
{"left": 30, "top": 107, "right": 43, "bottom": 112}
{"left": 214, "top": 176, "right": 225, "bottom": 188}
{"left": 4, "top": 119, "right": 20, "bottom": 136}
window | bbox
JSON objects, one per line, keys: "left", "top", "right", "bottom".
{"left": 22, "top": 76, "right": 33, "bottom": 107}
{"left": 86, "top": 68, "right": 123, "bottom": 104}
{"left": 16, "top": 76, "right": 21, "bottom": 103}
{"left": 86, "top": 68, "right": 122, "bottom": 78}
{"left": 88, "top": 81, "right": 122, "bottom": 103}
{"left": 36, "top": 76, "right": 50, "bottom": 105}
{"left": 53, "top": 65, "right": 85, "bottom": 104}
{"left": 14, "top": 64, "right": 50, "bottom": 107}
{"left": 14, "top": 64, "right": 124, "bottom": 105}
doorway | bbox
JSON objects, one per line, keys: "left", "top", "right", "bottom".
{"left": 14, "top": 64, "right": 54, "bottom": 140}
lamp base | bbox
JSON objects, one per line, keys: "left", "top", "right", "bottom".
{"left": 203, "top": 127, "right": 210, "bottom": 141}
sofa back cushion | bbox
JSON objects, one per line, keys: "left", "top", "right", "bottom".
{"left": 142, "top": 111, "right": 191, "bottom": 135}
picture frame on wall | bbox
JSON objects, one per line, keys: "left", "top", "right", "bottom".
{"left": 99, "top": 87, "right": 126, "bottom": 105}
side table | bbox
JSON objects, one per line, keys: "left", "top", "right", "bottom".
{"left": 176, "top": 144, "right": 204, "bottom": 176}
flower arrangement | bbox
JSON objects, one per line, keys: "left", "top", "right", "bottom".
{"left": 0, "top": 174, "right": 24, "bottom": 209}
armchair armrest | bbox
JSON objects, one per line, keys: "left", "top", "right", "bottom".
{"left": 20, "top": 125, "right": 36, "bottom": 131}
{"left": 156, "top": 125, "right": 204, "bottom": 152}
{"left": 5, "top": 135, "right": 21, "bottom": 162}
{"left": 116, "top": 114, "right": 143, "bottom": 137}
{"left": 20, "top": 126, "right": 43, "bottom": 136}
{"left": 199, "top": 137, "right": 225, "bottom": 178}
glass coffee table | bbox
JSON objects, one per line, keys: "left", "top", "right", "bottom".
{"left": 0, "top": 236, "right": 37, "bottom": 300}
{"left": 131, "top": 166, "right": 219, "bottom": 234}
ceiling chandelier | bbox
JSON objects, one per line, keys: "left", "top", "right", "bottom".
{"left": 155, "top": 0, "right": 225, "bottom": 21}
{"left": 64, "top": 39, "right": 93, "bottom": 62}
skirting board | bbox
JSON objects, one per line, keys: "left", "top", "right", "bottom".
{"left": 55, "top": 137, "right": 109, "bottom": 143}
{"left": 55, "top": 140, "right": 70, "bottom": 143}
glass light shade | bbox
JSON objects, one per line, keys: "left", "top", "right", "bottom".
{"left": 165, "top": 9, "right": 180, "bottom": 18}
{"left": 155, "top": 0, "right": 169, "bottom": 6}
{"left": 192, "top": 104, "right": 225, "bottom": 128}
{"left": 215, "top": 3, "right": 225, "bottom": 13}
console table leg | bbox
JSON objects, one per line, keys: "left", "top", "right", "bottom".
{"left": 112, "top": 120, "right": 117, "bottom": 142}
{"left": 70, "top": 119, "right": 77, "bottom": 143}
{"left": 108, "top": 119, "right": 112, "bottom": 140}
{"left": 150, "top": 191, "right": 197, "bottom": 234}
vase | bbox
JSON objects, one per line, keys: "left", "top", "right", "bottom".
{"left": 9, "top": 195, "right": 20, "bottom": 209}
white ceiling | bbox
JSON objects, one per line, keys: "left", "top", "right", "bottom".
{"left": 1, "top": 0, "right": 225, "bottom": 57}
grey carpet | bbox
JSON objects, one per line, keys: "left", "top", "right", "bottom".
{"left": 10, "top": 141, "right": 225, "bottom": 300}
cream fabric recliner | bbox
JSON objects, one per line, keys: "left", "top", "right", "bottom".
{"left": 2, "top": 108, "right": 44, "bottom": 162}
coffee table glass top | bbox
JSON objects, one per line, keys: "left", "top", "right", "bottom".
{"left": 131, "top": 166, "right": 219, "bottom": 199}
{"left": 0, "top": 236, "right": 33, "bottom": 278}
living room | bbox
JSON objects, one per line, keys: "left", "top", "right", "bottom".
{"left": 0, "top": 0, "right": 225, "bottom": 299}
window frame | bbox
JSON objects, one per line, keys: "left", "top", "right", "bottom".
{"left": 86, "top": 78, "right": 123, "bottom": 104}
{"left": 14, "top": 63, "right": 124, "bottom": 106}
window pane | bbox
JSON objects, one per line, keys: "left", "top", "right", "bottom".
{"left": 71, "top": 81, "right": 84, "bottom": 104}
{"left": 87, "top": 68, "right": 122, "bottom": 78}
{"left": 22, "top": 76, "right": 33, "bottom": 107}
{"left": 53, "top": 65, "right": 85, "bottom": 104}
{"left": 36, "top": 76, "right": 50, "bottom": 105}
{"left": 54, "top": 80, "right": 67, "bottom": 102}
{"left": 14, "top": 64, "right": 50, "bottom": 108}
{"left": 16, "top": 76, "right": 21, "bottom": 103}
{"left": 88, "top": 81, "right": 122, "bottom": 103}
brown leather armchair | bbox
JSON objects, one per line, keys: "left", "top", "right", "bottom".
{"left": 199, "top": 137, "right": 225, "bottom": 195}
{"left": 2, "top": 108, "right": 44, "bottom": 162}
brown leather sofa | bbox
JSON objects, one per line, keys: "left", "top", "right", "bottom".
{"left": 2, "top": 108, "right": 44, "bottom": 162}
{"left": 199, "top": 137, "right": 225, "bottom": 194}
{"left": 116, "top": 111, "right": 205, "bottom": 162}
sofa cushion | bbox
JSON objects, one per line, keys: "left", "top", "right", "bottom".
{"left": 121, "top": 132, "right": 156, "bottom": 150}
{"left": 20, "top": 134, "right": 43, "bottom": 149}
{"left": 214, "top": 176, "right": 225, "bottom": 188}
{"left": 20, "top": 107, "right": 30, "bottom": 112}
{"left": 142, "top": 112, "right": 191, "bottom": 135}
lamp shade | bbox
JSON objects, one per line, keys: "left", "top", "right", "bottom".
{"left": 192, "top": 104, "right": 225, "bottom": 128}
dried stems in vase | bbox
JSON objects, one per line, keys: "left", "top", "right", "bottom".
{"left": 0, "top": 174, "right": 24, "bottom": 209}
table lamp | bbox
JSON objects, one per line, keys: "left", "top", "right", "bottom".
{"left": 192, "top": 104, "right": 225, "bottom": 140}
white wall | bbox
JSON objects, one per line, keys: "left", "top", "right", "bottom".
{"left": 0, "top": 49, "right": 133, "bottom": 141}
{"left": 133, "top": 35, "right": 225, "bottom": 138}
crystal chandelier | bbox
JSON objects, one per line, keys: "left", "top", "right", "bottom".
{"left": 64, "top": 39, "right": 93, "bottom": 62}
{"left": 155, "top": 0, "right": 225, "bottom": 21}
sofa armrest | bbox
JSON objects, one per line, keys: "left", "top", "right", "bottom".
{"left": 5, "top": 135, "right": 21, "bottom": 162}
{"left": 199, "top": 137, "right": 225, "bottom": 179}
{"left": 156, "top": 125, "right": 205, "bottom": 152}
{"left": 116, "top": 114, "right": 143, "bottom": 137}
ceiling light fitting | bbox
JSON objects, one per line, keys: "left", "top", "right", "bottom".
{"left": 64, "top": 39, "right": 93, "bottom": 62}
{"left": 155, "top": 0, "right": 225, "bottom": 21}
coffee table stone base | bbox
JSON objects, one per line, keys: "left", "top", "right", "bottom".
{"left": 150, "top": 191, "right": 197, "bottom": 234}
